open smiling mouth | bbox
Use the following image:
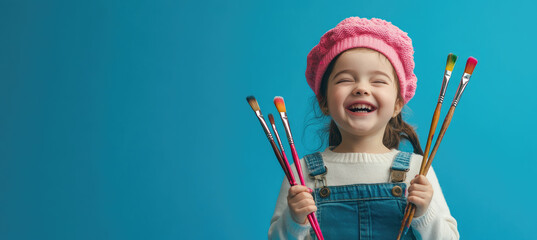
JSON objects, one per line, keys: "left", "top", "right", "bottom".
{"left": 346, "top": 103, "right": 377, "bottom": 113}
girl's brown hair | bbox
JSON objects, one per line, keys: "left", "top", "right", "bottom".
{"left": 317, "top": 50, "right": 423, "bottom": 155}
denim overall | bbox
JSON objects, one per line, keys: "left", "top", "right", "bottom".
{"left": 304, "top": 151, "right": 421, "bottom": 240}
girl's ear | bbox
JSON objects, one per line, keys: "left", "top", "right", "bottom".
{"left": 393, "top": 99, "right": 404, "bottom": 118}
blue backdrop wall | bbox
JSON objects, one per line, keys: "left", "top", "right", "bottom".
{"left": 1, "top": 0, "right": 536, "bottom": 239}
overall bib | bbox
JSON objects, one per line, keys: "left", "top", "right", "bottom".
{"left": 304, "top": 151, "right": 421, "bottom": 240}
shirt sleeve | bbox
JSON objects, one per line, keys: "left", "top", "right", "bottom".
{"left": 410, "top": 167, "right": 460, "bottom": 240}
{"left": 268, "top": 177, "right": 312, "bottom": 240}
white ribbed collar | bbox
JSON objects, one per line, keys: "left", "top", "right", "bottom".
{"left": 321, "top": 147, "right": 400, "bottom": 163}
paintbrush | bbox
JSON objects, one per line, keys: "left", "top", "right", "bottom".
{"left": 274, "top": 96, "right": 324, "bottom": 240}
{"left": 397, "top": 53, "right": 458, "bottom": 240}
{"left": 268, "top": 114, "right": 297, "bottom": 186}
{"left": 422, "top": 56, "right": 477, "bottom": 175}
{"left": 419, "top": 53, "right": 458, "bottom": 173}
{"left": 398, "top": 56, "right": 477, "bottom": 239}
{"left": 246, "top": 96, "right": 292, "bottom": 182}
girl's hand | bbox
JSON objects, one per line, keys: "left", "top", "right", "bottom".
{"left": 287, "top": 185, "right": 317, "bottom": 225}
{"left": 408, "top": 175, "right": 434, "bottom": 218}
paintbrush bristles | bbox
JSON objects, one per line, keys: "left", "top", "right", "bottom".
{"left": 268, "top": 114, "right": 275, "bottom": 125}
{"left": 246, "top": 96, "right": 260, "bottom": 111}
{"left": 274, "top": 96, "right": 286, "bottom": 112}
{"left": 464, "top": 57, "right": 478, "bottom": 75}
{"left": 445, "top": 53, "right": 457, "bottom": 71}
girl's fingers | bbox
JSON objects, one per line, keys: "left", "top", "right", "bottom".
{"left": 408, "top": 196, "right": 426, "bottom": 206}
{"left": 410, "top": 175, "right": 430, "bottom": 185}
{"left": 288, "top": 185, "right": 312, "bottom": 199}
{"left": 408, "top": 194, "right": 431, "bottom": 204}
{"left": 289, "top": 191, "right": 314, "bottom": 203}
{"left": 408, "top": 190, "right": 432, "bottom": 199}
{"left": 289, "top": 197, "right": 317, "bottom": 224}
{"left": 295, "top": 199, "right": 316, "bottom": 210}
{"left": 287, "top": 186, "right": 316, "bottom": 224}
{"left": 288, "top": 191, "right": 315, "bottom": 210}
{"left": 408, "top": 183, "right": 432, "bottom": 192}
{"left": 292, "top": 197, "right": 315, "bottom": 208}
{"left": 298, "top": 204, "right": 317, "bottom": 214}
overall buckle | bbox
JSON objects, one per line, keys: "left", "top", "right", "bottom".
{"left": 309, "top": 167, "right": 330, "bottom": 198}
{"left": 390, "top": 169, "right": 408, "bottom": 182}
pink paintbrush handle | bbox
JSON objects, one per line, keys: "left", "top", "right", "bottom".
{"left": 281, "top": 150, "right": 321, "bottom": 239}
{"left": 280, "top": 150, "right": 297, "bottom": 185}
{"left": 289, "top": 144, "right": 324, "bottom": 240}
{"left": 289, "top": 144, "right": 306, "bottom": 184}
{"left": 307, "top": 214, "right": 323, "bottom": 240}
{"left": 310, "top": 213, "right": 323, "bottom": 240}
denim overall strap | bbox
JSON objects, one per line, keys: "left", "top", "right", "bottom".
{"left": 304, "top": 152, "right": 329, "bottom": 196}
{"left": 391, "top": 151, "right": 412, "bottom": 171}
{"left": 303, "top": 152, "right": 327, "bottom": 177}
{"left": 390, "top": 151, "right": 412, "bottom": 183}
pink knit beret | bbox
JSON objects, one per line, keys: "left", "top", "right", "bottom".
{"left": 305, "top": 17, "right": 417, "bottom": 104}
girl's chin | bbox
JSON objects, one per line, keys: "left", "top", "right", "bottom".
{"left": 341, "top": 126, "right": 379, "bottom": 136}
{"left": 338, "top": 123, "right": 388, "bottom": 137}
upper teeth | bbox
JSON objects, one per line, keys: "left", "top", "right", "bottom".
{"left": 349, "top": 104, "right": 372, "bottom": 110}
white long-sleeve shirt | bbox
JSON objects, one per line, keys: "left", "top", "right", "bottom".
{"left": 268, "top": 148, "right": 459, "bottom": 240}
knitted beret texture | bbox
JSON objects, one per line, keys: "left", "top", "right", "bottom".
{"left": 306, "top": 17, "right": 417, "bottom": 104}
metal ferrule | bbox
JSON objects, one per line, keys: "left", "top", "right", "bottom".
{"left": 279, "top": 112, "right": 294, "bottom": 144}
{"left": 451, "top": 73, "right": 471, "bottom": 107}
{"left": 256, "top": 111, "right": 274, "bottom": 140}
{"left": 438, "top": 70, "right": 452, "bottom": 103}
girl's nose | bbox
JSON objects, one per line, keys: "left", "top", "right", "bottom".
{"left": 352, "top": 84, "right": 370, "bottom": 96}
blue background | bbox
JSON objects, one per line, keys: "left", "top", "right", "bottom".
{"left": 1, "top": 0, "right": 536, "bottom": 239}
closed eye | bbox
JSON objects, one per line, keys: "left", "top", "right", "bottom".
{"left": 372, "top": 80, "right": 388, "bottom": 84}
{"left": 336, "top": 79, "right": 353, "bottom": 84}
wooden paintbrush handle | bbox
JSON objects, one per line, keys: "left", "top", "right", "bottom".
{"left": 400, "top": 102, "right": 442, "bottom": 239}
{"left": 406, "top": 207, "right": 416, "bottom": 228}
{"left": 420, "top": 102, "right": 443, "bottom": 174}
{"left": 400, "top": 105, "right": 455, "bottom": 239}
{"left": 424, "top": 106, "right": 455, "bottom": 175}
{"left": 397, "top": 204, "right": 412, "bottom": 239}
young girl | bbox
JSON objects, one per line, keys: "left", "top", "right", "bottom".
{"left": 268, "top": 17, "right": 459, "bottom": 239}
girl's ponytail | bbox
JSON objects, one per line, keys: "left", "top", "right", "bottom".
{"left": 327, "top": 120, "right": 342, "bottom": 147}
{"left": 383, "top": 113, "right": 423, "bottom": 155}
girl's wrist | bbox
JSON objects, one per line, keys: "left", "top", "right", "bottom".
{"left": 411, "top": 204, "right": 437, "bottom": 228}
{"left": 284, "top": 208, "right": 311, "bottom": 232}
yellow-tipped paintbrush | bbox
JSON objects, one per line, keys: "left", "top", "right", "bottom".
{"left": 397, "top": 53, "right": 458, "bottom": 239}
{"left": 422, "top": 56, "right": 477, "bottom": 175}
{"left": 398, "top": 56, "right": 477, "bottom": 239}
